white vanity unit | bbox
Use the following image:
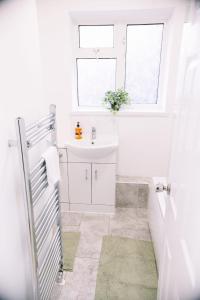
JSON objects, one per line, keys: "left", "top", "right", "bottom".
{"left": 59, "top": 138, "right": 118, "bottom": 213}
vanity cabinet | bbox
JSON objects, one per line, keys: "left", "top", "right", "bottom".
{"left": 68, "top": 162, "right": 91, "bottom": 205}
{"left": 92, "top": 163, "right": 116, "bottom": 205}
{"left": 68, "top": 162, "right": 116, "bottom": 206}
{"left": 59, "top": 146, "right": 117, "bottom": 213}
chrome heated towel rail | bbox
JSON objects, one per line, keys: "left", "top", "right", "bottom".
{"left": 14, "top": 105, "right": 63, "bottom": 300}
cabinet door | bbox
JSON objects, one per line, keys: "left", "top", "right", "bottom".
{"left": 68, "top": 163, "right": 91, "bottom": 204}
{"left": 59, "top": 163, "right": 69, "bottom": 203}
{"left": 92, "top": 164, "right": 116, "bottom": 205}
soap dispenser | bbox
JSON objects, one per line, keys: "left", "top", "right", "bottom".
{"left": 75, "top": 121, "right": 82, "bottom": 139}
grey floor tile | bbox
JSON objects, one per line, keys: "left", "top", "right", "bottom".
{"left": 50, "top": 272, "right": 67, "bottom": 300}
{"left": 50, "top": 284, "right": 62, "bottom": 300}
{"left": 110, "top": 208, "right": 151, "bottom": 241}
{"left": 116, "top": 182, "right": 138, "bottom": 208}
{"left": 136, "top": 208, "right": 148, "bottom": 219}
{"left": 138, "top": 184, "right": 149, "bottom": 208}
{"left": 62, "top": 225, "right": 80, "bottom": 232}
{"left": 110, "top": 207, "right": 138, "bottom": 224}
{"left": 61, "top": 212, "right": 82, "bottom": 226}
{"left": 60, "top": 257, "right": 99, "bottom": 300}
{"left": 111, "top": 207, "right": 148, "bottom": 222}
{"left": 80, "top": 214, "right": 109, "bottom": 237}
{"left": 76, "top": 232, "right": 102, "bottom": 259}
{"left": 116, "top": 181, "right": 149, "bottom": 209}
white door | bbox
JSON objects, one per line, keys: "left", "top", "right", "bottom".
{"left": 68, "top": 163, "right": 91, "bottom": 204}
{"left": 158, "top": 5, "right": 200, "bottom": 300}
{"left": 92, "top": 163, "right": 116, "bottom": 205}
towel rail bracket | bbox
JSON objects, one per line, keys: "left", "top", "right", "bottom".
{"left": 8, "top": 139, "right": 17, "bottom": 147}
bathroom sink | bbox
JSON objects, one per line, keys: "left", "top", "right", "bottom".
{"left": 65, "top": 138, "right": 118, "bottom": 159}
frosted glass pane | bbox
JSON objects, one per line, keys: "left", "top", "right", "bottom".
{"left": 125, "top": 24, "right": 163, "bottom": 104}
{"left": 77, "top": 59, "right": 116, "bottom": 107}
{"left": 79, "top": 25, "right": 113, "bottom": 48}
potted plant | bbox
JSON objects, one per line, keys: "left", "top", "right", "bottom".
{"left": 103, "top": 89, "right": 130, "bottom": 114}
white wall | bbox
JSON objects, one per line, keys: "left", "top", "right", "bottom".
{"left": 36, "top": 0, "right": 187, "bottom": 178}
{"left": 36, "top": 0, "right": 72, "bottom": 144}
{"left": 0, "top": 0, "right": 50, "bottom": 298}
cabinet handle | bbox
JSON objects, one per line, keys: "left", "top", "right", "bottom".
{"left": 95, "top": 169, "right": 98, "bottom": 180}
{"left": 85, "top": 169, "right": 88, "bottom": 180}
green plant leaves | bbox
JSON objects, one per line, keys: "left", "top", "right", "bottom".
{"left": 103, "top": 89, "right": 130, "bottom": 113}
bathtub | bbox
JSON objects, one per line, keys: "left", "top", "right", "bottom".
{"left": 148, "top": 177, "right": 167, "bottom": 274}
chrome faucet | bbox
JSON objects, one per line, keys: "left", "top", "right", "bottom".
{"left": 91, "top": 127, "right": 96, "bottom": 142}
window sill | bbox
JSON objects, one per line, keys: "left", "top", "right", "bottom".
{"left": 70, "top": 109, "right": 171, "bottom": 118}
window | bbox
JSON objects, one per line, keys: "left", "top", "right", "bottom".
{"left": 74, "top": 23, "right": 164, "bottom": 111}
{"left": 77, "top": 58, "right": 116, "bottom": 107}
{"left": 125, "top": 24, "right": 163, "bottom": 104}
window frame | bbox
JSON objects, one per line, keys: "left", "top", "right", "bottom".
{"left": 78, "top": 25, "right": 115, "bottom": 48}
{"left": 72, "top": 21, "right": 168, "bottom": 113}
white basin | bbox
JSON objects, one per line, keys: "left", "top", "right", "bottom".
{"left": 65, "top": 138, "right": 118, "bottom": 159}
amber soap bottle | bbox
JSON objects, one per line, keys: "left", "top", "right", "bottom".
{"left": 75, "top": 121, "right": 82, "bottom": 139}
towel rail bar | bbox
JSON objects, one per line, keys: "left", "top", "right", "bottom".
{"left": 43, "top": 267, "right": 59, "bottom": 300}
{"left": 37, "top": 206, "right": 59, "bottom": 254}
{"left": 26, "top": 118, "right": 54, "bottom": 138}
{"left": 27, "top": 125, "right": 53, "bottom": 142}
{"left": 42, "top": 254, "right": 60, "bottom": 300}
{"left": 32, "top": 180, "right": 48, "bottom": 202}
{"left": 39, "top": 241, "right": 61, "bottom": 292}
{"left": 32, "top": 173, "right": 48, "bottom": 195}
{"left": 38, "top": 228, "right": 60, "bottom": 275}
{"left": 36, "top": 204, "right": 58, "bottom": 248}
{"left": 40, "top": 250, "right": 60, "bottom": 300}
{"left": 30, "top": 159, "right": 45, "bottom": 177}
{"left": 26, "top": 113, "right": 54, "bottom": 133}
{"left": 39, "top": 238, "right": 61, "bottom": 285}
{"left": 33, "top": 185, "right": 48, "bottom": 207}
{"left": 35, "top": 188, "right": 58, "bottom": 231}
{"left": 28, "top": 128, "right": 51, "bottom": 149}
{"left": 14, "top": 104, "right": 63, "bottom": 300}
{"left": 31, "top": 165, "right": 46, "bottom": 186}
{"left": 40, "top": 253, "right": 60, "bottom": 299}
{"left": 35, "top": 195, "right": 58, "bottom": 240}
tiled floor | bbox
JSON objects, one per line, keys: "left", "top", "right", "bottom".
{"left": 51, "top": 208, "right": 151, "bottom": 300}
